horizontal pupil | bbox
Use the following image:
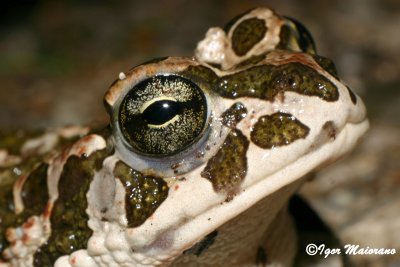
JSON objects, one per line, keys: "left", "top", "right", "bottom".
{"left": 142, "top": 100, "right": 182, "bottom": 125}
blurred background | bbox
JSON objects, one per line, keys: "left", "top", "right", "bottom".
{"left": 0, "top": 1, "right": 399, "bottom": 266}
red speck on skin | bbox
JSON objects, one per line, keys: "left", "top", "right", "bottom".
{"left": 75, "top": 135, "right": 97, "bottom": 155}
{"left": 79, "top": 135, "right": 95, "bottom": 146}
{"left": 23, "top": 217, "right": 35, "bottom": 229}
{"left": 22, "top": 233, "right": 30, "bottom": 244}
{"left": 58, "top": 147, "right": 71, "bottom": 163}
{"left": 43, "top": 202, "right": 53, "bottom": 219}
{"left": 71, "top": 256, "right": 77, "bottom": 265}
{"left": 174, "top": 185, "right": 179, "bottom": 191}
{"left": 5, "top": 228, "right": 15, "bottom": 242}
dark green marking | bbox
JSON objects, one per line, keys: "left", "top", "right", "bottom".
{"left": 221, "top": 102, "right": 248, "bottom": 129}
{"left": 33, "top": 149, "right": 110, "bottom": 267}
{"left": 231, "top": 18, "right": 267, "bottom": 56}
{"left": 201, "top": 129, "right": 249, "bottom": 195}
{"left": 182, "top": 62, "right": 339, "bottom": 102}
{"left": 217, "top": 63, "right": 339, "bottom": 101}
{"left": 223, "top": 8, "right": 255, "bottom": 33}
{"left": 20, "top": 163, "right": 49, "bottom": 219}
{"left": 181, "top": 65, "right": 219, "bottom": 86}
{"left": 251, "top": 112, "right": 310, "bottom": 149}
{"left": 312, "top": 55, "right": 339, "bottom": 80}
{"left": 276, "top": 24, "right": 292, "bottom": 51}
{"left": 0, "top": 165, "right": 48, "bottom": 220}
{"left": 113, "top": 161, "right": 169, "bottom": 228}
{"left": 0, "top": 163, "right": 49, "bottom": 258}
{"left": 0, "top": 179, "right": 13, "bottom": 258}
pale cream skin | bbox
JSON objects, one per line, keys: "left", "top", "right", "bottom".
{"left": 0, "top": 7, "right": 368, "bottom": 267}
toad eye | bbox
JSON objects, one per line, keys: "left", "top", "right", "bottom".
{"left": 118, "top": 75, "right": 208, "bottom": 157}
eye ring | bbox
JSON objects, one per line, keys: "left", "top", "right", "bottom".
{"left": 117, "top": 74, "right": 209, "bottom": 157}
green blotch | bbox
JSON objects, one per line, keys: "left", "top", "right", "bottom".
{"left": 0, "top": 163, "right": 49, "bottom": 258}
{"left": 182, "top": 62, "right": 339, "bottom": 102}
{"left": 113, "top": 161, "right": 169, "bottom": 228}
{"left": 251, "top": 112, "right": 310, "bottom": 149}
{"left": 223, "top": 8, "right": 255, "bottom": 33}
{"left": 276, "top": 24, "right": 292, "bottom": 50}
{"left": 201, "top": 129, "right": 249, "bottom": 195}
{"left": 33, "top": 149, "right": 109, "bottom": 267}
{"left": 218, "top": 63, "right": 338, "bottom": 101}
{"left": 221, "top": 102, "right": 247, "bottom": 129}
{"left": 181, "top": 65, "right": 219, "bottom": 88}
{"left": 0, "top": 177, "right": 16, "bottom": 258}
{"left": 20, "top": 163, "right": 50, "bottom": 217}
{"left": 231, "top": 18, "right": 267, "bottom": 56}
{"left": 312, "top": 55, "right": 339, "bottom": 80}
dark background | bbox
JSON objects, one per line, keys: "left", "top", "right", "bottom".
{"left": 1, "top": 1, "right": 399, "bottom": 266}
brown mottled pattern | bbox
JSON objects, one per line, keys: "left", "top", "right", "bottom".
{"left": 221, "top": 102, "right": 247, "bottom": 129}
{"left": 113, "top": 161, "right": 169, "bottom": 228}
{"left": 231, "top": 18, "right": 267, "bottom": 56}
{"left": 251, "top": 112, "right": 310, "bottom": 149}
{"left": 33, "top": 149, "right": 109, "bottom": 266}
{"left": 201, "top": 129, "right": 249, "bottom": 196}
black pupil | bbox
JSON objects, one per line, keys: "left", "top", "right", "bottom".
{"left": 142, "top": 100, "right": 182, "bottom": 126}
